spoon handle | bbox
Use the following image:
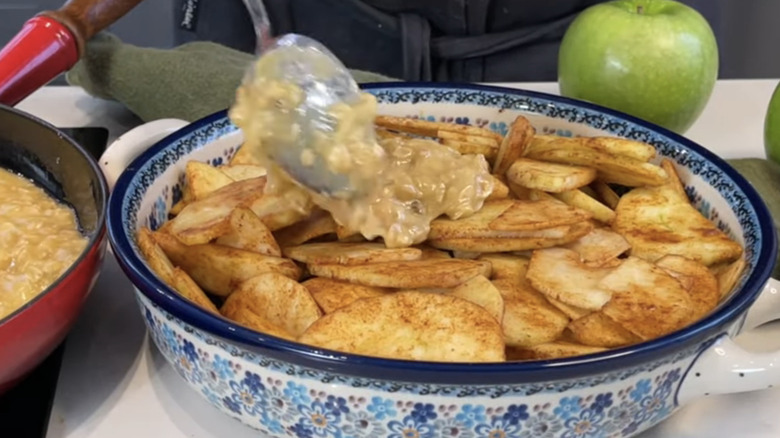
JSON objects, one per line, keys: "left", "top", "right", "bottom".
{"left": 39, "top": 0, "right": 147, "bottom": 56}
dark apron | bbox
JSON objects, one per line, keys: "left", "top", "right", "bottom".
{"left": 174, "top": 0, "right": 605, "bottom": 82}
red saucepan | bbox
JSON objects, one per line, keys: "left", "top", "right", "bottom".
{"left": 0, "top": 0, "right": 146, "bottom": 393}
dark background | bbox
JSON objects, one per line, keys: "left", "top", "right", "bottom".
{"left": 0, "top": 0, "right": 777, "bottom": 80}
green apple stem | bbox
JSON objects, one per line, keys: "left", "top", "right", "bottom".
{"left": 637, "top": 5, "right": 644, "bottom": 14}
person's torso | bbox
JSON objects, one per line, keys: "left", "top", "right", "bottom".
{"left": 174, "top": 0, "right": 605, "bottom": 82}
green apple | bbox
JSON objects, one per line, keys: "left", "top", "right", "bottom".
{"left": 558, "top": 0, "right": 718, "bottom": 134}
{"left": 764, "top": 82, "right": 780, "bottom": 165}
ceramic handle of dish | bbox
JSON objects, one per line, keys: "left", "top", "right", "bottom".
{"left": 99, "top": 119, "right": 189, "bottom": 191}
{"left": 676, "top": 277, "right": 780, "bottom": 405}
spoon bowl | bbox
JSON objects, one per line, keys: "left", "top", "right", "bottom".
{"left": 238, "top": 34, "right": 379, "bottom": 197}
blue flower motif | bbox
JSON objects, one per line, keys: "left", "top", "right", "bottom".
{"left": 474, "top": 417, "right": 521, "bottom": 438}
{"left": 261, "top": 386, "right": 296, "bottom": 425}
{"left": 590, "top": 393, "right": 613, "bottom": 414}
{"left": 156, "top": 195, "right": 166, "bottom": 216}
{"left": 144, "top": 308, "right": 155, "bottom": 328}
{"left": 556, "top": 129, "right": 574, "bottom": 137}
{"left": 630, "top": 379, "right": 652, "bottom": 402}
{"left": 455, "top": 404, "right": 486, "bottom": 428}
{"left": 173, "top": 353, "right": 195, "bottom": 376}
{"left": 284, "top": 381, "right": 311, "bottom": 406}
{"left": 262, "top": 411, "right": 285, "bottom": 435}
{"left": 562, "top": 409, "right": 604, "bottom": 438}
{"left": 242, "top": 371, "right": 264, "bottom": 394}
{"left": 171, "top": 343, "right": 199, "bottom": 379}
{"left": 635, "top": 387, "right": 669, "bottom": 424}
{"left": 684, "top": 185, "right": 697, "bottom": 202}
{"left": 388, "top": 415, "right": 434, "bottom": 438}
{"left": 182, "top": 339, "right": 198, "bottom": 363}
{"left": 697, "top": 199, "right": 712, "bottom": 220}
{"left": 489, "top": 121, "right": 508, "bottom": 136}
{"left": 604, "top": 401, "right": 637, "bottom": 434}
{"left": 161, "top": 324, "right": 177, "bottom": 352}
{"left": 665, "top": 369, "right": 682, "bottom": 385}
{"left": 520, "top": 412, "right": 563, "bottom": 438}
{"left": 212, "top": 355, "right": 234, "bottom": 380}
{"left": 503, "top": 404, "right": 529, "bottom": 425}
{"left": 201, "top": 358, "right": 228, "bottom": 394}
{"left": 434, "top": 417, "right": 476, "bottom": 438}
{"left": 222, "top": 396, "right": 241, "bottom": 414}
{"left": 149, "top": 196, "right": 166, "bottom": 230}
{"left": 171, "top": 182, "right": 183, "bottom": 204}
{"left": 411, "top": 403, "right": 437, "bottom": 423}
{"left": 425, "top": 115, "right": 436, "bottom": 122}
{"left": 187, "top": 366, "right": 204, "bottom": 385}
{"left": 343, "top": 410, "right": 387, "bottom": 437}
{"left": 653, "top": 403, "right": 673, "bottom": 423}
{"left": 228, "top": 371, "right": 266, "bottom": 416}
{"left": 622, "top": 421, "right": 640, "bottom": 436}
{"left": 553, "top": 396, "right": 582, "bottom": 420}
{"left": 454, "top": 117, "right": 470, "bottom": 125}
{"left": 290, "top": 421, "right": 314, "bottom": 438}
{"left": 367, "top": 397, "right": 397, "bottom": 420}
{"left": 298, "top": 400, "right": 343, "bottom": 437}
{"left": 325, "top": 395, "right": 350, "bottom": 416}
{"left": 653, "top": 379, "right": 674, "bottom": 401}
{"left": 201, "top": 386, "right": 220, "bottom": 406}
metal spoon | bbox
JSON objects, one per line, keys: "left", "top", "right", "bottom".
{"left": 236, "top": 34, "right": 385, "bottom": 198}
{"left": 240, "top": 0, "right": 274, "bottom": 54}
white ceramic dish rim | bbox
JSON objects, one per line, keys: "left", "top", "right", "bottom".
{"left": 105, "top": 83, "right": 778, "bottom": 385}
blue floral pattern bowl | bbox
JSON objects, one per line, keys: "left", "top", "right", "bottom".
{"left": 107, "top": 83, "right": 778, "bottom": 438}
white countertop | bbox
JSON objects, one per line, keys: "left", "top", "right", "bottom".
{"left": 18, "top": 82, "right": 780, "bottom": 438}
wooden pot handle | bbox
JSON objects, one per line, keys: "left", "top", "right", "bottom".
{"left": 39, "top": 0, "right": 147, "bottom": 56}
{"left": 0, "top": 0, "right": 147, "bottom": 105}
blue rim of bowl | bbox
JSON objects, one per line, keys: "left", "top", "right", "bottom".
{"left": 0, "top": 104, "right": 108, "bottom": 327}
{"left": 108, "top": 82, "right": 777, "bottom": 385}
